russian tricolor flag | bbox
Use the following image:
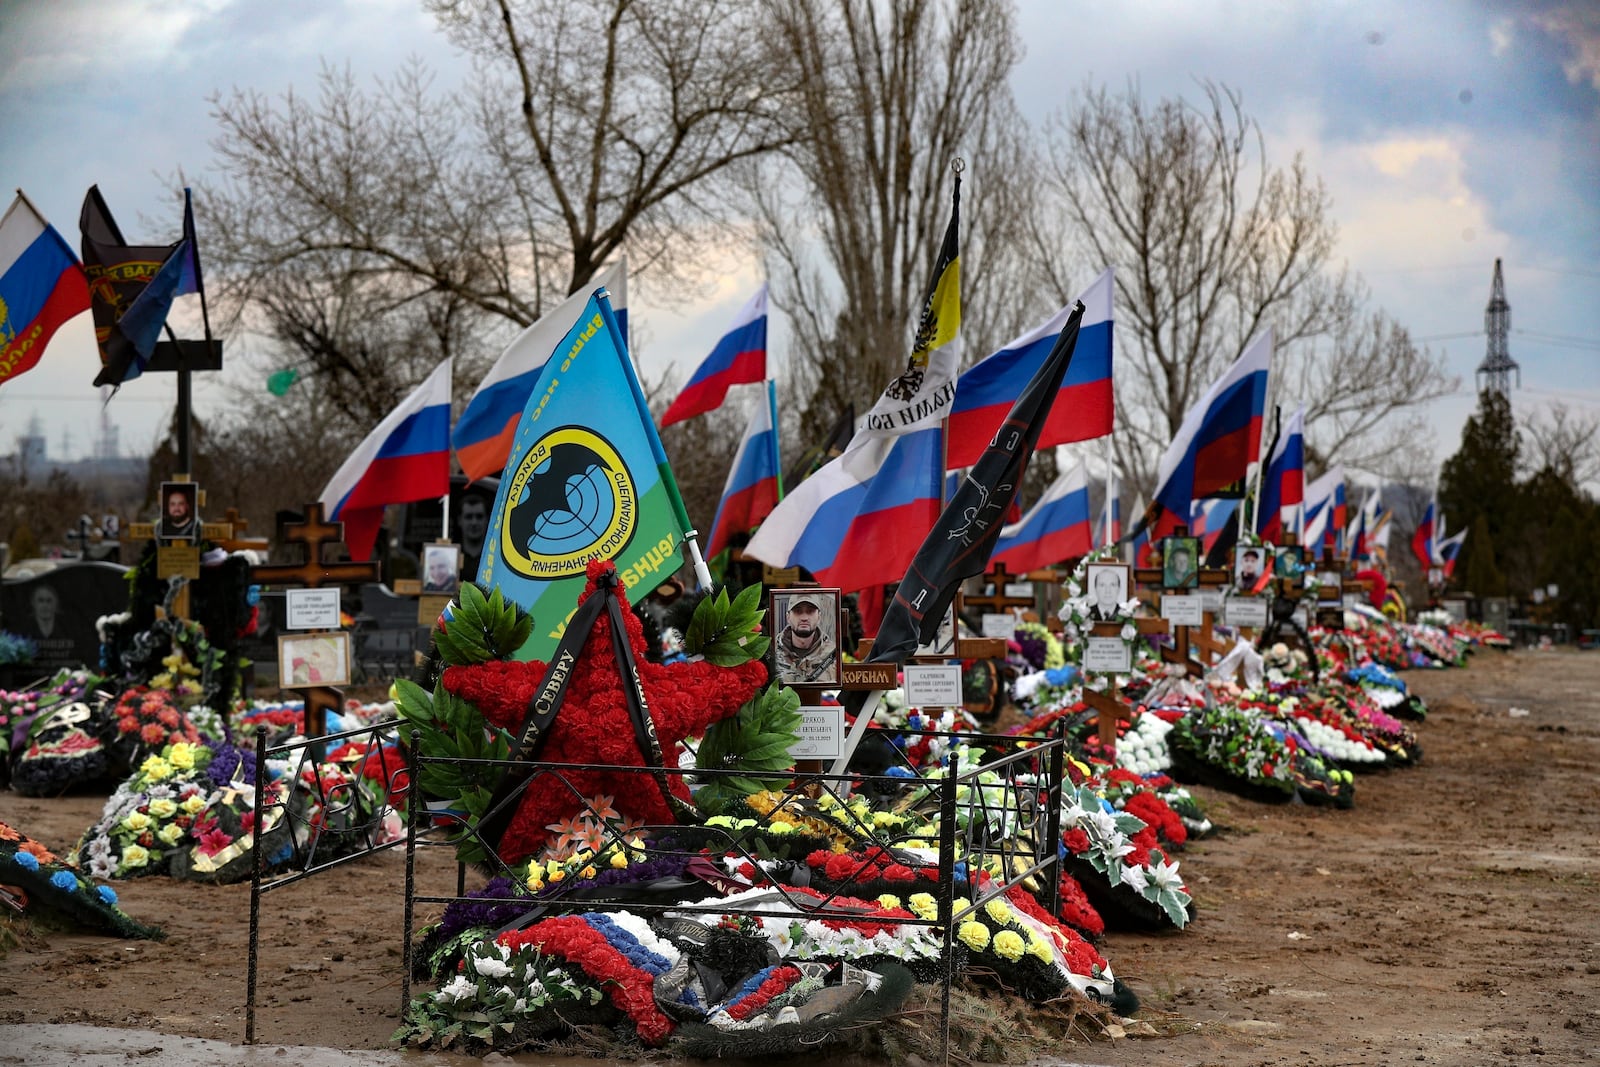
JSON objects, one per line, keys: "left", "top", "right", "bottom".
{"left": 0, "top": 192, "right": 89, "bottom": 390}
{"left": 1300, "top": 466, "right": 1345, "bottom": 552}
{"left": 453, "top": 258, "right": 626, "bottom": 482}
{"left": 1411, "top": 500, "right": 1439, "bottom": 571}
{"left": 990, "top": 461, "right": 1092, "bottom": 573}
{"left": 660, "top": 283, "right": 767, "bottom": 428}
{"left": 321, "top": 357, "right": 453, "bottom": 560}
{"left": 743, "top": 425, "right": 942, "bottom": 593}
{"left": 1256, "top": 404, "right": 1305, "bottom": 543}
{"left": 1149, "top": 330, "right": 1271, "bottom": 538}
{"left": 706, "top": 380, "right": 782, "bottom": 560}
{"left": 946, "top": 268, "right": 1113, "bottom": 469}
{"left": 1192, "top": 496, "right": 1240, "bottom": 557}
{"left": 1439, "top": 527, "right": 1467, "bottom": 578}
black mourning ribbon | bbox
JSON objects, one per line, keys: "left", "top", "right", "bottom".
{"left": 475, "top": 569, "right": 693, "bottom": 857}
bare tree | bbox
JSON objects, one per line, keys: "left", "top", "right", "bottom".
{"left": 1521, "top": 401, "right": 1600, "bottom": 492}
{"left": 199, "top": 0, "right": 798, "bottom": 425}
{"left": 749, "top": 0, "right": 1036, "bottom": 433}
{"left": 1034, "top": 81, "right": 1451, "bottom": 496}
{"left": 1284, "top": 301, "right": 1455, "bottom": 478}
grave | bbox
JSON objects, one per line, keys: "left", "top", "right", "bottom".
{"left": 0, "top": 561, "right": 130, "bottom": 675}
{"left": 353, "top": 582, "right": 433, "bottom": 680}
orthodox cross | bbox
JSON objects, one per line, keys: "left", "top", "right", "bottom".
{"left": 1081, "top": 615, "right": 1170, "bottom": 755}
{"left": 1133, "top": 525, "right": 1228, "bottom": 679}
{"left": 251, "top": 503, "right": 381, "bottom": 747}
{"left": 964, "top": 562, "right": 1038, "bottom": 617}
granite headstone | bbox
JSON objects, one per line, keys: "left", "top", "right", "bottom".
{"left": 0, "top": 561, "right": 129, "bottom": 672}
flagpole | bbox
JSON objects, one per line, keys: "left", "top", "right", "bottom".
{"left": 596, "top": 287, "right": 715, "bottom": 591}
{"left": 767, "top": 379, "right": 784, "bottom": 500}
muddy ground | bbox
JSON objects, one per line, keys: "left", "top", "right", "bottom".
{"left": 1, "top": 647, "right": 1597, "bottom": 1066}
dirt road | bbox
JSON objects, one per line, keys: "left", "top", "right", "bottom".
{"left": 2, "top": 648, "right": 1596, "bottom": 1066}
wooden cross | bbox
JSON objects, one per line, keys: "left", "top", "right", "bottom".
{"left": 1080, "top": 616, "right": 1168, "bottom": 755}
{"left": 250, "top": 503, "right": 382, "bottom": 748}
{"left": 964, "top": 562, "right": 1038, "bottom": 616}
{"left": 214, "top": 507, "right": 271, "bottom": 555}
{"left": 1134, "top": 526, "right": 1230, "bottom": 679}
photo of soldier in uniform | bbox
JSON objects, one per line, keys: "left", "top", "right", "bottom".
{"left": 772, "top": 589, "right": 841, "bottom": 686}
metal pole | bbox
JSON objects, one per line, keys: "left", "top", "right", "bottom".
{"left": 400, "top": 731, "right": 422, "bottom": 1019}
{"left": 245, "top": 730, "right": 267, "bottom": 1044}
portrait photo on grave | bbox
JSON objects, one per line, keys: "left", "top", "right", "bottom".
{"left": 1274, "top": 545, "right": 1307, "bottom": 580}
{"left": 771, "top": 588, "right": 841, "bottom": 686}
{"left": 451, "top": 482, "right": 496, "bottom": 583}
{"left": 158, "top": 482, "right": 200, "bottom": 543}
{"left": 278, "top": 632, "right": 352, "bottom": 688}
{"left": 1085, "top": 562, "right": 1131, "bottom": 620}
{"left": 423, "top": 544, "right": 461, "bottom": 594}
{"left": 1161, "top": 536, "right": 1200, "bottom": 590}
{"left": 1234, "top": 545, "right": 1269, "bottom": 594}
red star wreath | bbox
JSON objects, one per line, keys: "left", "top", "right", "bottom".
{"left": 441, "top": 560, "right": 767, "bottom": 864}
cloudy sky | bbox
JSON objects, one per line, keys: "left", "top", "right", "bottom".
{"left": 2, "top": 0, "right": 1597, "bottom": 488}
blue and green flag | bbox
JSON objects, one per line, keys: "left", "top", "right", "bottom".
{"left": 479, "top": 289, "right": 693, "bottom": 661}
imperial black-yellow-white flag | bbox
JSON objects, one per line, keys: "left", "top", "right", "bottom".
{"left": 871, "top": 301, "right": 1086, "bottom": 664}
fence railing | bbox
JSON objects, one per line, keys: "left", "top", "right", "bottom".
{"left": 246, "top": 719, "right": 1070, "bottom": 1063}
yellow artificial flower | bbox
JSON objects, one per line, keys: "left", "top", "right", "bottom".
{"left": 167, "top": 743, "right": 196, "bottom": 770}
{"left": 907, "top": 893, "right": 938, "bottom": 921}
{"left": 767, "top": 821, "right": 794, "bottom": 834}
{"left": 952, "top": 897, "right": 973, "bottom": 917}
{"left": 526, "top": 870, "right": 545, "bottom": 891}
{"left": 610, "top": 851, "right": 629, "bottom": 869}
{"left": 992, "top": 930, "right": 1026, "bottom": 962}
{"left": 580, "top": 865, "right": 597, "bottom": 879}
{"left": 122, "top": 811, "right": 153, "bottom": 833}
{"left": 957, "top": 921, "right": 990, "bottom": 952}
{"left": 157, "top": 823, "right": 185, "bottom": 846}
{"left": 150, "top": 673, "right": 174, "bottom": 690}
{"left": 121, "top": 844, "right": 150, "bottom": 869}
{"left": 139, "top": 756, "right": 172, "bottom": 781}
{"left": 147, "top": 798, "right": 178, "bottom": 819}
{"left": 180, "top": 794, "right": 207, "bottom": 815}
{"left": 1027, "top": 933, "right": 1054, "bottom": 963}
{"left": 984, "top": 898, "right": 1013, "bottom": 925}
{"left": 876, "top": 894, "right": 902, "bottom": 911}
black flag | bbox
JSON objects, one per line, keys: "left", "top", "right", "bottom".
{"left": 870, "top": 301, "right": 1087, "bottom": 664}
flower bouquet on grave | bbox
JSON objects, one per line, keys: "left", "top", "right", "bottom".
{"left": 396, "top": 922, "right": 626, "bottom": 1053}
{"left": 9, "top": 673, "right": 113, "bottom": 797}
{"left": 1057, "top": 781, "right": 1193, "bottom": 931}
{"left": 1336, "top": 689, "right": 1422, "bottom": 765}
{"left": 287, "top": 749, "right": 406, "bottom": 864}
{"left": 1096, "top": 767, "right": 1190, "bottom": 853}
{"left": 1169, "top": 702, "right": 1299, "bottom": 803}
{"left": 0, "top": 818, "right": 162, "bottom": 940}
{"left": 105, "top": 684, "right": 205, "bottom": 777}
{"left": 74, "top": 740, "right": 218, "bottom": 879}
{"left": 1265, "top": 691, "right": 1384, "bottom": 770}
{"left": 1404, "top": 619, "right": 1467, "bottom": 666}
{"left": 1013, "top": 620, "right": 1066, "bottom": 672}
{"left": 658, "top": 897, "right": 922, "bottom": 1057}
{"left": 166, "top": 779, "right": 293, "bottom": 883}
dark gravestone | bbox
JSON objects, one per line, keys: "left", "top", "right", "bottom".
{"left": 0, "top": 562, "right": 129, "bottom": 673}
{"left": 238, "top": 589, "right": 291, "bottom": 689}
{"left": 396, "top": 475, "right": 499, "bottom": 585}
{"left": 353, "top": 583, "right": 432, "bottom": 682}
